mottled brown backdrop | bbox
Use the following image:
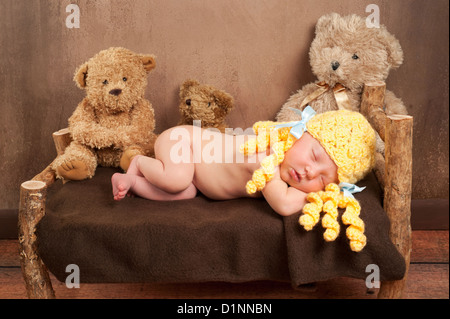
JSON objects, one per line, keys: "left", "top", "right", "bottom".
{"left": 1, "top": 1, "right": 448, "bottom": 213}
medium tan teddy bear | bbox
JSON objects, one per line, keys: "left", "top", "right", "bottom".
{"left": 52, "top": 47, "right": 158, "bottom": 181}
{"left": 178, "top": 79, "right": 234, "bottom": 132}
{"left": 276, "top": 13, "right": 407, "bottom": 124}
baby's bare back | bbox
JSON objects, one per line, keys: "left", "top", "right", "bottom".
{"left": 169, "top": 125, "right": 263, "bottom": 200}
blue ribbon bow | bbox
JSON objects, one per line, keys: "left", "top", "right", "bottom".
{"left": 339, "top": 182, "right": 366, "bottom": 199}
{"left": 274, "top": 105, "right": 316, "bottom": 139}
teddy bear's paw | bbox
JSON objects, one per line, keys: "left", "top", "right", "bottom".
{"left": 120, "top": 149, "right": 142, "bottom": 172}
{"left": 56, "top": 160, "right": 90, "bottom": 181}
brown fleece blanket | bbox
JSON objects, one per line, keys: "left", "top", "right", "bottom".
{"left": 37, "top": 167, "right": 405, "bottom": 286}
{"left": 284, "top": 171, "right": 406, "bottom": 286}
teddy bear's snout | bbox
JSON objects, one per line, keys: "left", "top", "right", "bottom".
{"left": 109, "top": 89, "right": 122, "bottom": 96}
{"left": 331, "top": 61, "right": 340, "bottom": 71}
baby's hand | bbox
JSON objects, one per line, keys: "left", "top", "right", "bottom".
{"left": 262, "top": 170, "right": 307, "bottom": 216}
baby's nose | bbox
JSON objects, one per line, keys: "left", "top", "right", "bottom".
{"left": 306, "top": 166, "right": 318, "bottom": 179}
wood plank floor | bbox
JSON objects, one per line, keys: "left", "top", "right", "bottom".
{"left": 0, "top": 231, "right": 448, "bottom": 299}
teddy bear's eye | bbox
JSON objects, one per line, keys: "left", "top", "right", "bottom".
{"left": 185, "top": 99, "right": 191, "bottom": 106}
{"left": 103, "top": 80, "right": 109, "bottom": 85}
{"left": 208, "top": 102, "right": 211, "bottom": 107}
{"left": 123, "top": 77, "right": 127, "bottom": 82}
{"left": 352, "top": 54, "right": 359, "bottom": 60}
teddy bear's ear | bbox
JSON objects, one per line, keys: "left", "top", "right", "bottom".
{"left": 180, "top": 79, "right": 200, "bottom": 96}
{"left": 73, "top": 62, "right": 88, "bottom": 89}
{"left": 213, "top": 90, "right": 234, "bottom": 111}
{"left": 315, "top": 13, "right": 340, "bottom": 34}
{"left": 380, "top": 29, "right": 404, "bottom": 69}
{"left": 141, "top": 55, "right": 156, "bottom": 72}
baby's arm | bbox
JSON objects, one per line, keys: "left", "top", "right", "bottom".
{"left": 262, "top": 168, "right": 308, "bottom": 216}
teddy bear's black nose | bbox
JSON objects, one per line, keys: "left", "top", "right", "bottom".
{"left": 109, "top": 89, "right": 122, "bottom": 96}
{"left": 185, "top": 99, "right": 191, "bottom": 106}
{"left": 331, "top": 61, "right": 340, "bottom": 71}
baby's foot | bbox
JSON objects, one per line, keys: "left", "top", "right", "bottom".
{"left": 111, "top": 173, "right": 136, "bottom": 201}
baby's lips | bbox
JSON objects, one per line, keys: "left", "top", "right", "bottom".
{"left": 289, "top": 168, "right": 300, "bottom": 183}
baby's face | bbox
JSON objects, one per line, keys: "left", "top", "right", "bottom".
{"left": 280, "top": 133, "right": 338, "bottom": 193}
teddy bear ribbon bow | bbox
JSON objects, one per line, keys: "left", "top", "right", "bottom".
{"left": 299, "top": 81, "right": 351, "bottom": 111}
{"left": 274, "top": 106, "right": 316, "bottom": 139}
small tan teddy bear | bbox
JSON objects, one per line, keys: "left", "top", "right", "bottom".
{"left": 276, "top": 13, "right": 407, "bottom": 123}
{"left": 178, "top": 79, "right": 234, "bottom": 132}
{"left": 52, "top": 47, "right": 158, "bottom": 181}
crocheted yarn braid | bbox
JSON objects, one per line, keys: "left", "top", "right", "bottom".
{"left": 299, "top": 183, "right": 366, "bottom": 252}
{"left": 340, "top": 195, "right": 366, "bottom": 252}
{"left": 319, "top": 183, "right": 341, "bottom": 242}
{"left": 239, "top": 121, "right": 296, "bottom": 194}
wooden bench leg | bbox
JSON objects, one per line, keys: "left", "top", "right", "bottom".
{"left": 19, "top": 181, "right": 55, "bottom": 299}
{"left": 378, "top": 114, "right": 413, "bottom": 299}
{"left": 362, "top": 83, "right": 413, "bottom": 299}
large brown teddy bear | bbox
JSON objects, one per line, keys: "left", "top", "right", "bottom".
{"left": 52, "top": 47, "right": 158, "bottom": 180}
{"left": 178, "top": 79, "right": 234, "bottom": 132}
{"left": 276, "top": 13, "right": 407, "bottom": 125}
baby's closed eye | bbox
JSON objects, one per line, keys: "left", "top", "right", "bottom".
{"left": 312, "top": 149, "right": 317, "bottom": 161}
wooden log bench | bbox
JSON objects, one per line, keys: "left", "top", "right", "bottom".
{"left": 18, "top": 82, "right": 413, "bottom": 299}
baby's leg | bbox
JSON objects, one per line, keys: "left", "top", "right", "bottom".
{"left": 112, "top": 173, "right": 197, "bottom": 201}
{"left": 135, "top": 127, "right": 195, "bottom": 194}
{"left": 126, "top": 155, "right": 144, "bottom": 177}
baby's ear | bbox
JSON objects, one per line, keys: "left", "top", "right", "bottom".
{"left": 213, "top": 89, "right": 234, "bottom": 111}
{"left": 141, "top": 54, "right": 156, "bottom": 72}
{"left": 73, "top": 62, "right": 88, "bottom": 89}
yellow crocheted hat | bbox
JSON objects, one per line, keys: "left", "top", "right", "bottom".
{"left": 240, "top": 108, "right": 376, "bottom": 194}
{"left": 306, "top": 109, "right": 376, "bottom": 184}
